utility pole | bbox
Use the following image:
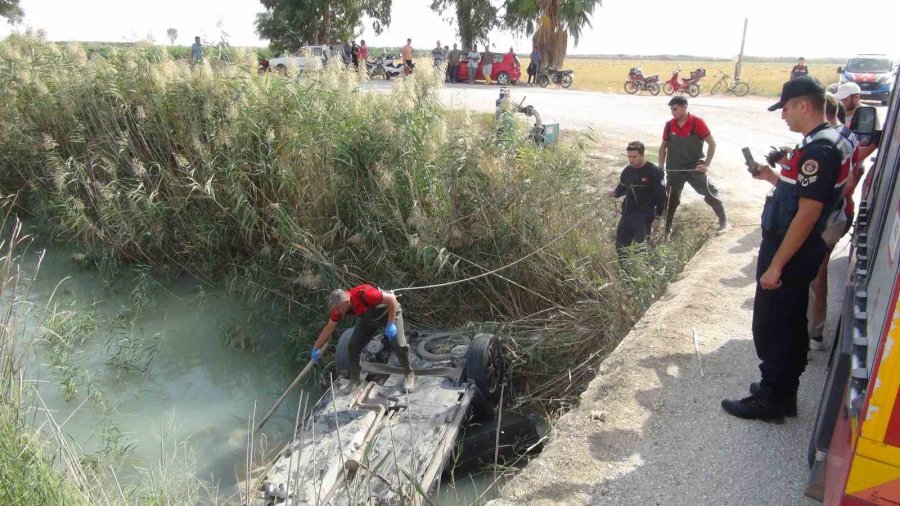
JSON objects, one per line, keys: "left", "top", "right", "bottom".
{"left": 735, "top": 18, "right": 748, "bottom": 81}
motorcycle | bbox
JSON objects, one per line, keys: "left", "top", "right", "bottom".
{"left": 624, "top": 67, "right": 660, "bottom": 95}
{"left": 663, "top": 67, "right": 705, "bottom": 97}
{"left": 372, "top": 53, "right": 406, "bottom": 79}
{"left": 536, "top": 65, "right": 574, "bottom": 88}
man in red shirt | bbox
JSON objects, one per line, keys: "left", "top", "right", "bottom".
{"left": 311, "top": 284, "right": 414, "bottom": 388}
{"left": 658, "top": 96, "right": 729, "bottom": 237}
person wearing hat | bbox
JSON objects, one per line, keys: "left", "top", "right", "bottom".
{"left": 836, "top": 81, "right": 882, "bottom": 160}
{"left": 311, "top": 284, "right": 416, "bottom": 389}
{"left": 721, "top": 76, "right": 846, "bottom": 422}
{"left": 790, "top": 57, "right": 809, "bottom": 80}
{"left": 658, "top": 96, "right": 730, "bottom": 237}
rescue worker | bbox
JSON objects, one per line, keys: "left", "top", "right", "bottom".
{"left": 608, "top": 141, "right": 667, "bottom": 257}
{"left": 658, "top": 96, "right": 730, "bottom": 238}
{"left": 311, "top": 284, "right": 416, "bottom": 389}
{"left": 722, "top": 76, "right": 845, "bottom": 422}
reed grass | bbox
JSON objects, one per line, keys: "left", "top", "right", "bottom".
{"left": 0, "top": 34, "right": 710, "bottom": 418}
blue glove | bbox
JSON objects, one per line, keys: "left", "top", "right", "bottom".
{"left": 385, "top": 322, "right": 398, "bottom": 342}
{"left": 310, "top": 347, "right": 322, "bottom": 363}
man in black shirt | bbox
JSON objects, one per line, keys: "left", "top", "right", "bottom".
{"left": 722, "top": 76, "right": 844, "bottom": 423}
{"left": 609, "top": 141, "right": 667, "bottom": 257}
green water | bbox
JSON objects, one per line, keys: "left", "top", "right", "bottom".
{"left": 14, "top": 245, "right": 312, "bottom": 498}
{"left": 11, "top": 245, "right": 502, "bottom": 503}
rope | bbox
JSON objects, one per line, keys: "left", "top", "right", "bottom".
{"left": 392, "top": 202, "right": 603, "bottom": 293}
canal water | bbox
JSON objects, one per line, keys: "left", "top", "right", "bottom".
{"left": 10, "top": 243, "right": 500, "bottom": 503}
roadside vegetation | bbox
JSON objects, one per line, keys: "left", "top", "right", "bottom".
{"left": 0, "top": 34, "right": 709, "bottom": 413}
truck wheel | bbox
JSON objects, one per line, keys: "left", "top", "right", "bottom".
{"left": 465, "top": 334, "right": 505, "bottom": 402}
{"left": 335, "top": 327, "right": 357, "bottom": 379}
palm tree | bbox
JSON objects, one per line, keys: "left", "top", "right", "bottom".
{"left": 504, "top": 0, "right": 601, "bottom": 68}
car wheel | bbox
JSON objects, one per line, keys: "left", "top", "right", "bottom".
{"left": 497, "top": 72, "right": 510, "bottom": 85}
{"left": 275, "top": 65, "right": 288, "bottom": 76}
{"left": 335, "top": 327, "right": 357, "bottom": 379}
{"left": 465, "top": 334, "right": 505, "bottom": 402}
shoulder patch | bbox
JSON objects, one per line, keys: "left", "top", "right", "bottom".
{"left": 801, "top": 159, "right": 819, "bottom": 176}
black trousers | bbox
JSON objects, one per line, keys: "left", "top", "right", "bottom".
{"left": 752, "top": 235, "right": 826, "bottom": 399}
{"left": 616, "top": 212, "right": 653, "bottom": 255}
{"left": 345, "top": 306, "right": 410, "bottom": 382}
{"left": 664, "top": 170, "right": 726, "bottom": 233}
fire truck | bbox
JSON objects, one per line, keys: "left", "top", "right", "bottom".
{"left": 807, "top": 77, "right": 900, "bottom": 503}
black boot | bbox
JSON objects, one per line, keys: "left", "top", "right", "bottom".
{"left": 749, "top": 382, "right": 797, "bottom": 417}
{"left": 722, "top": 387, "right": 785, "bottom": 423}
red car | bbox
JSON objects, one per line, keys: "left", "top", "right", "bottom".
{"left": 456, "top": 53, "right": 521, "bottom": 85}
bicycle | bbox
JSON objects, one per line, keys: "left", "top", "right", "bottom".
{"left": 710, "top": 70, "right": 750, "bottom": 97}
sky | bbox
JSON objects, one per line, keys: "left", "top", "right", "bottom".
{"left": 1, "top": 0, "right": 898, "bottom": 60}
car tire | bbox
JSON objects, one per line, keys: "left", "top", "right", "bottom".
{"left": 335, "top": 327, "right": 357, "bottom": 379}
{"left": 465, "top": 334, "right": 505, "bottom": 402}
{"left": 497, "top": 72, "right": 510, "bottom": 85}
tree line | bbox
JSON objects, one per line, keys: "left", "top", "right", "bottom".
{"left": 254, "top": 0, "right": 602, "bottom": 67}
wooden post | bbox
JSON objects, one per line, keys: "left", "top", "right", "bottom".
{"left": 735, "top": 18, "right": 748, "bottom": 81}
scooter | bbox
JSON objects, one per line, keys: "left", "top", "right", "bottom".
{"left": 663, "top": 67, "right": 706, "bottom": 97}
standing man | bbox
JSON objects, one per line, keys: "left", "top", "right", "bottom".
{"left": 722, "top": 76, "right": 844, "bottom": 422}
{"left": 528, "top": 45, "right": 542, "bottom": 86}
{"left": 807, "top": 93, "right": 856, "bottom": 352}
{"left": 311, "top": 285, "right": 416, "bottom": 389}
{"left": 791, "top": 57, "right": 809, "bottom": 80}
{"left": 836, "top": 82, "right": 882, "bottom": 160}
{"left": 432, "top": 40, "right": 444, "bottom": 69}
{"left": 658, "top": 96, "right": 729, "bottom": 236}
{"left": 358, "top": 40, "right": 368, "bottom": 62}
{"left": 190, "top": 36, "right": 203, "bottom": 66}
{"left": 447, "top": 43, "right": 461, "bottom": 83}
{"left": 401, "top": 38, "right": 414, "bottom": 75}
{"left": 482, "top": 45, "right": 493, "bottom": 85}
{"left": 467, "top": 45, "right": 480, "bottom": 84}
{"left": 608, "top": 141, "right": 667, "bottom": 257}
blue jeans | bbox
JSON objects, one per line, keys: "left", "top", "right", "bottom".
{"left": 468, "top": 64, "right": 477, "bottom": 83}
{"left": 448, "top": 64, "right": 458, "bottom": 83}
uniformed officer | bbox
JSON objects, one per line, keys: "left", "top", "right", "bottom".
{"left": 722, "top": 76, "right": 845, "bottom": 422}
{"left": 311, "top": 284, "right": 416, "bottom": 389}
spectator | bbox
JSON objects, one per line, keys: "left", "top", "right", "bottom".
{"left": 528, "top": 45, "right": 541, "bottom": 86}
{"left": 482, "top": 45, "right": 493, "bottom": 85}
{"left": 503, "top": 47, "right": 517, "bottom": 66}
{"left": 790, "top": 57, "right": 809, "bottom": 80}
{"left": 447, "top": 43, "right": 461, "bottom": 83}
{"left": 467, "top": 45, "right": 480, "bottom": 84}
{"left": 351, "top": 40, "right": 360, "bottom": 69}
{"left": 836, "top": 82, "right": 882, "bottom": 160}
{"left": 359, "top": 40, "right": 368, "bottom": 61}
{"left": 608, "top": 141, "right": 667, "bottom": 257}
{"left": 402, "top": 38, "right": 414, "bottom": 75}
{"left": 342, "top": 39, "right": 352, "bottom": 64}
{"left": 432, "top": 40, "right": 444, "bottom": 69}
{"left": 190, "top": 36, "right": 203, "bottom": 66}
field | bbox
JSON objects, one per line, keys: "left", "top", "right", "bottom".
{"left": 556, "top": 58, "right": 839, "bottom": 97}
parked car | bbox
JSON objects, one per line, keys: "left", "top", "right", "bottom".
{"left": 837, "top": 54, "right": 895, "bottom": 105}
{"left": 456, "top": 52, "right": 521, "bottom": 85}
{"left": 257, "top": 45, "right": 335, "bottom": 75}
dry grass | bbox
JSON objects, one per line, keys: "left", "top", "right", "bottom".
{"left": 543, "top": 59, "right": 840, "bottom": 97}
